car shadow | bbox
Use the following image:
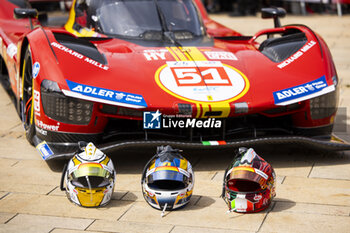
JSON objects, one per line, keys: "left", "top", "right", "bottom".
{"left": 45, "top": 144, "right": 350, "bottom": 175}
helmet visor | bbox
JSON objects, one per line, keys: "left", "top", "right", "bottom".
{"left": 70, "top": 163, "right": 112, "bottom": 188}
{"left": 147, "top": 170, "right": 188, "bottom": 190}
{"left": 227, "top": 179, "right": 261, "bottom": 192}
{"left": 226, "top": 167, "right": 266, "bottom": 191}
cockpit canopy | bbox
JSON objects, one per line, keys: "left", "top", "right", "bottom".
{"left": 69, "top": 0, "right": 205, "bottom": 39}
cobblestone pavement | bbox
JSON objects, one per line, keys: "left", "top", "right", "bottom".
{"left": 0, "top": 14, "right": 349, "bottom": 233}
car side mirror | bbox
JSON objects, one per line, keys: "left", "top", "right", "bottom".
{"left": 14, "top": 8, "right": 38, "bottom": 19}
{"left": 261, "top": 7, "right": 286, "bottom": 28}
{"left": 14, "top": 8, "right": 38, "bottom": 30}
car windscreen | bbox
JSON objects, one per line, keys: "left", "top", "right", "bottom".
{"left": 91, "top": 0, "right": 204, "bottom": 39}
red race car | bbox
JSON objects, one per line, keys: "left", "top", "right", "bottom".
{"left": 0, "top": 0, "right": 349, "bottom": 160}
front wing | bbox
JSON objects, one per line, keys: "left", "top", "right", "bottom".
{"left": 34, "top": 134, "right": 350, "bottom": 160}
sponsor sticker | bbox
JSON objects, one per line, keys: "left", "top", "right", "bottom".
{"left": 33, "top": 90, "right": 40, "bottom": 116}
{"left": 204, "top": 51, "right": 238, "bottom": 60}
{"left": 156, "top": 61, "right": 249, "bottom": 103}
{"left": 36, "top": 141, "right": 54, "bottom": 160}
{"left": 65, "top": 80, "right": 147, "bottom": 108}
{"left": 51, "top": 42, "right": 109, "bottom": 70}
{"left": 277, "top": 40, "right": 317, "bottom": 69}
{"left": 35, "top": 119, "right": 60, "bottom": 131}
{"left": 32, "top": 62, "right": 40, "bottom": 79}
{"left": 35, "top": 126, "right": 47, "bottom": 136}
{"left": 253, "top": 194, "right": 262, "bottom": 201}
{"left": 273, "top": 75, "right": 335, "bottom": 106}
{"left": 143, "top": 49, "right": 168, "bottom": 61}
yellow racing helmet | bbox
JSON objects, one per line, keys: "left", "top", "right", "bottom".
{"left": 61, "top": 142, "right": 116, "bottom": 207}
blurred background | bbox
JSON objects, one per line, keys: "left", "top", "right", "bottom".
{"left": 202, "top": 0, "right": 350, "bottom": 16}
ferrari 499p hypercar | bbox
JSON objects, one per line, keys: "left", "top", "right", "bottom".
{"left": 0, "top": 0, "right": 349, "bottom": 160}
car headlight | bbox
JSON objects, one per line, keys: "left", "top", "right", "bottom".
{"left": 41, "top": 80, "right": 93, "bottom": 125}
{"left": 309, "top": 89, "right": 337, "bottom": 120}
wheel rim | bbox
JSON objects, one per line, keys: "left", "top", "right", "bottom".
{"left": 22, "top": 53, "right": 34, "bottom": 130}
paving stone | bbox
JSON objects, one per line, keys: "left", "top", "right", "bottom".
{"left": 0, "top": 193, "right": 41, "bottom": 214}
{"left": 277, "top": 176, "right": 350, "bottom": 206}
{"left": 0, "top": 160, "right": 61, "bottom": 186}
{"left": 51, "top": 229, "right": 103, "bottom": 233}
{"left": 0, "top": 192, "right": 9, "bottom": 200}
{"left": 119, "top": 201, "right": 266, "bottom": 232}
{"left": 0, "top": 212, "right": 16, "bottom": 224}
{"left": 0, "top": 158, "right": 19, "bottom": 168}
{"left": 309, "top": 152, "right": 350, "bottom": 180}
{"left": 259, "top": 211, "right": 350, "bottom": 233}
{"left": 194, "top": 196, "right": 226, "bottom": 209}
{"left": 0, "top": 180, "right": 56, "bottom": 195}
{"left": 273, "top": 201, "right": 350, "bottom": 216}
{"left": 120, "top": 190, "right": 145, "bottom": 202}
{"left": 171, "top": 226, "right": 254, "bottom": 233}
{"left": 0, "top": 105, "right": 21, "bottom": 133}
{"left": 0, "top": 88, "right": 12, "bottom": 105}
{"left": 88, "top": 219, "right": 173, "bottom": 233}
{"left": 0, "top": 137, "right": 39, "bottom": 160}
{"left": 0, "top": 193, "right": 134, "bottom": 221}
{"left": 5, "top": 123, "right": 26, "bottom": 137}
{"left": 7, "top": 214, "right": 94, "bottom": 230}
{"left": 116, "top": 174, "right": 142, "bottom": 192}
{"left": 46, "top": 186, "right": 64, "bottom": 196}
{"left": 194, "top": 178, "right": 224, "bottom": 197}
{"left": 112, "top": 191, "right": 129, "bottom": 200}
{"left": 0, "top": 223, "right": 52, "bottom": 233}
{"left": 271, "top": 161, "right": 313, "bottom": 178}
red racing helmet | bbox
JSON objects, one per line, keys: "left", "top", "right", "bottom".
{"left": 222, "top": 147, "right": 276, "bottom": 213}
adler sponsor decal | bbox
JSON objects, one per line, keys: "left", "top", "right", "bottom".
{"left": 277, "top": 40, "right": 317, "bottom": 69}
{"left": 64, "top": 80, "right": 147, "bottom": 108}
{"left": 273, "top": 75, "right": 335, "bottom": 106}
{"left": 51, "top": 42, "right": 109, "bottom": 70}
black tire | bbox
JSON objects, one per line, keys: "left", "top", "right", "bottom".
{"left": 20, "top": 48, "right": 36, "bottom": 145}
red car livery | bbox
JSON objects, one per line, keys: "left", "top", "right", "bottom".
{"left": 0, "top": 0, "right": 349, "bottom": 160}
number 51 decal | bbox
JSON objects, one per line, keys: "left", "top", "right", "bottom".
{"left": 170, "top": 66, "right": 232, "bottom": 87}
